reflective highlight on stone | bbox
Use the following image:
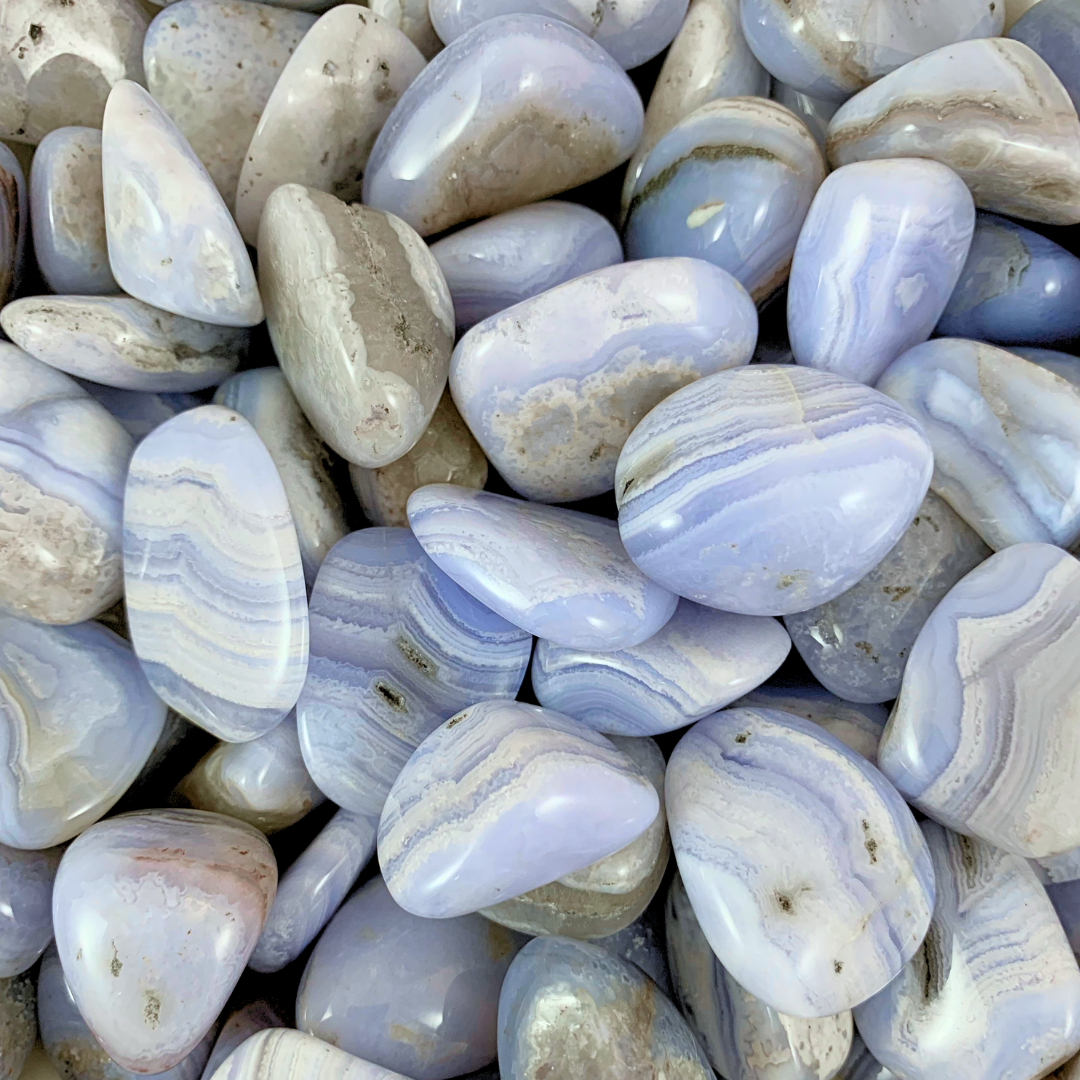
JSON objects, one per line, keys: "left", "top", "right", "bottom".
{"left": 0, "top": 972, "right": 34, "bottom": 1080}
{"left": 78, "top": 382, "right": 199, "bottom": 443}
{"left": 200, "top": 1003, "right": 285, "bottom": 1080}
{"left": 0, "top": 843, "right": 60, "bottom": 975}
{"left": 772, "top": 83, "right": 840, "bottom": 153}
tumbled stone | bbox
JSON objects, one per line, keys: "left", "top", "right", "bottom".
{"left": 259, "top": 185, "right": 454, "bottom": 468}
{"left": 199, "top": 1003, "right": 285, "bottom": 1080}
{"left": 369, "top": 0, "right": 441, "bottom": 57}
{"left": 207, "top": 1029, "right": 414, "bottom": 1080}
{"left": 595, "top": 906, "right": 672, "bottom": 996}
{"left": 0, "top": 144, "right": 26, "bottom": 309}
{"left": 772, "top": 82, "right": 840, "bottom": 152}
{"left": 52, "top": 809, "right": 276, "bottom": 1073}
{"left": 362, "top": 14, "right": 643, "bottom": 236}
{"left": 450, "top": 258, "right": 757, "bottom": 503}
{"left": 123, "top": 404, "right": 309, "bottom": 743}
{"left": 1014, "top": 346, "right": 1080, "bottom": 389}
{"left": 77, "top": 382, "right": 199, "bottom": 443}
{"left": 378, "top": 699, "right": 660, "bottom": 919}
{"left": 0, "top": 843, "right": 60, "bottom": 975}
{"left": 0, "top": 973, "right": 35, "bottom": 1080}
{"left": 1010, "top": 0, "right": 1080, "bottom": 113}
{"left": 835, "top": 1036, "right": 901, "bottom": 1080}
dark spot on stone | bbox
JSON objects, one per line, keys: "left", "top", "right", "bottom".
{"left": 734, "top": 732, "right": 749, "bottom": 744}
{"left": 834, "top": 960, "right": 843, "bottom": 974}
{"left": 883, "top": 585, "right": 911, "bottom": 601}
{"left": 109, "top": 941, "right": 122, "bottom": 977}
{"left": 28, "top": 23, "right": 43, "bottom": 41}
{"left": 775, "top": 891, "right": 794, "bottom": 914}
{"left": 144, "top": 993, "right": 161, "bottom": 1027}
{"left": 375, "top": 682, "right": 405, "bottom": 710}
{"left": 396, "top": 635, "right": 434, "bottom": 676}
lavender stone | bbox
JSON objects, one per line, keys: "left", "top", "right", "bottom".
{"left": 0, "top": 843, "right": 60, "bottom": 975}
{"left": 1010, "top": 0, "right": 1080, "bottom": 114}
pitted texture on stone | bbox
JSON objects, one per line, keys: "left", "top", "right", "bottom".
{"left": 205, "top": 1029, "right": 415, "bottom": 1080}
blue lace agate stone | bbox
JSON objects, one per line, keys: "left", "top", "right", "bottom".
{"left": 772, "top": 82, "right": 839, "bottom": 152}
{"left": 200, "top": 1003, "right": 285, "bottom": 1080}
{"left": 1010, "top": 0, "right": 1080, "bottom": 114}
{"left": 615, "top": 364, "right": 933, "bottom": 616}
{"left": 1015, "top": 347, "right": 1080, "bottom": 389}
{"left": 0, "top": 843, "right": 60, "bottom": 975}
{"left": 77, "top": 381, "right": 199, "bottom": 443}
{"left": 297, "top": 527, "right": 531, "bottom": 817}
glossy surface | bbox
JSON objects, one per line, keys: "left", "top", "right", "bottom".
{"left": 1014, "top": 346, "right": 1080, "bottom": 389}
{"left": 200, "top": 1003, "right": 285, "bottom": 1080}
{"left": 0, "top": 843, "right": 60, "bottom": 975}
{"left": 77, "top": 382, "right": 199, "bottom": 443}
{"left": 772, "top": 82, "right": 840, "bottom": 152}
{"left": 1010, "top": 0, "right": 1080, "bottom": 114}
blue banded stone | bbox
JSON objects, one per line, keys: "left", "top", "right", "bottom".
{"left": 200, "top": 1003, "right": 285, "bottom": 1080}
{"left": 0, "top": 843, "right": 60, "bottom": 975}
{"left": 1010, "top": 0, "right": 1080, "bottom": 114}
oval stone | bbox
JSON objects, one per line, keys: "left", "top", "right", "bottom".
{"left": 207, "top": 1029, "right": 414, "bottom": 1080}
{"left": 0, "top": 843, "right": 60, "bottom": 975}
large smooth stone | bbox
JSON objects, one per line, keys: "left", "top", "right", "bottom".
{"left": 498, "top": 935, "right": 712, "bottom": 1080}
{"left": 739, "top": 0, "right": 1001, "bottom": 100}
{"left": 0, "top": 617, "right": 167, "bottom": 849}
{"left": 362, "top": 14, "right": 643, "bottom": 236}
{"left": 235, "top": 6, "right": 424, "bottom": 246}
{"left": 101, "top": 81, "right": 262, "bottom": 327}
{"left": 259, "top": 185, "right": 454, "bottom": 468}
{"left": 297, "top": 527, "right": 531, "bottom": 817}
{"left": 615, "top": 365, "right": 933, "bottom": 617}
{"left": 378, "top": 699, "right": 660, "bottom": 919}
{"left": 78, "top": 382, "right": 198, "bottom": 443}
{"left": 854, "top": 823, "right": 1080, "bottom": 1079}
{"left": 348, "top": 390, "right": 488, "bottom": 528}
{"left": 1010, "top": 0, "right": 1080, "bottom": 113}
{"left": 784, "top": 491, "right": 991, "bottom": 705}
{"left": 451, "top": 257, "right": 756, "bottom": 503}
{"left": 772, "top": 82, "right": 840, "bottom": 152}
{"left": 200, "top": 1004, "right": 284, "bottom": 1080}
{"left": 429, "top": 201, "right": 622, "bottom": 334}
{"left": 480, "top": 735, "right": 669, "bottom": 939}
{"left": 52, "top": 809, "right": 276, "bottom": 1073}
{"left": 297, "top": 876, "right": 525, "bottom": 1079}
{"left": 407, "top": 485, "right": 678, "bottom": 650}
{"left": 0, "top": 844, "right": 60, "bottom": 975}
{"left": 877, "top": 338, "right": 1080, "bottom": 550}
{"left": 0, "top": 0, "right": 149, "bottom": 144}
{"left": 249, "top": 808, "right": 376, "bottom": 973}
{"left": 123, "top": 404, "right": 309, "bottom": 743}
{"left": 0, "top": 145, "right": 26, "bottom": 309}
{"left": 624, "top": 98, "right": 826, "bottom": 302}
{"left": 532, "top": 599, "right": 791, "bottom": 736}
{"left": 207, "top": 1029, "right": 414, "bottom": 1080}
{"left": 788, "top": 159, "right": 975, "bottom": 384}
{"left": 214, "top": 367, "right": 347, "bottom": 589}
{"left": 144, "top": 0, "right": 314, "bottom": 210}
{"left": 0, "top": 295, "right": 247, "bottom": 392}
{"left": 667, "top": 707, "right": 934, "bottom": 1018}
{"left": 878, "top": 542, "right": 1080, "bottom": 858}
{"left": 936, "top": 212, "right": 1080, "bottom": 345}
{"left": 666, "top": 873, "right": 853, "bottom": 1079}
{"left": 0, "top": 973, "right": 34, "bottom": 1080}
{"left": 825, "top": 39, "right": 1080, "bottom": 226}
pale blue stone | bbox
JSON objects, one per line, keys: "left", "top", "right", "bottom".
{"left": 0, "top": 143, "right": 27, "bottom": 309}
{"left": 1010, "top": 0, "right": 1080, "bottom": 114}
{"left": 249, "top": 808, "right": 377, "bottom": 973}
{"left": 615, "top": 364, "right": 933, "bottom": 616}
{"left": 1049, "top": 880, "right": 1080, "bottom": 959}
{"left": 362, "top": 15, "right": 644, "bottom": 236}
{"left": 76, "top": 382, "right": 202, "bottom": 443}
{"left": 297, "top": 876, "right": 526, "bottom": 1080}
{"left": 532, "top": 599, "right": 791, "bottom": 736}
{"left": 449, "top": 257, "right": 758, "bottom": 503}
{"left": 407, "top": 484, "right": 677, "bottom": 650}
{"left": 1034, "top": 845, "right": 1080, "bottom": 886}
{"left": 378, "top": 699, "right": 661, "bottom": 919}
{"left": 772, "top": 82, "right": 840, "bottom": 152}
{"left": 1013, "top": 346, "right": 1080, "bottom": 389}
{"left": 0, "top": 843, "right": 61, "bottom": 976}
{"left": 854, "top": 823, "right": 1080, "bottom": 1079}
{"left": 429, "top": 201, "right": 622, "bottom": 334}
{"left": 624, "top": 99, "right": 826, "bottom": 302}
{"left": 200, "top": 1003, "right": 285, "bottom": 1080}
{"left": 124, "top": 404, "right": 309, "bottom": 743}
{"left": 667, "top": 707, "right": 935, "bottom": 1018}
{"left": 835, "top": 1036, "right": 899, "bottom": 1080}
{"left": 595, "top": 906, "right": 672, "bottom": 996}
{"left": 297, "top": 527, "right": 531, "bottom": 817}
{"left": 788, "top": 159, "right": 975, "bottom": 384}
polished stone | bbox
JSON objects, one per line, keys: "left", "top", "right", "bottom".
{"left": 0, "top": 973, "right": 34, "bottom": 1080}
{"left": 834, "top": 1036, "right": 899, "bottom": 1080}
{"left": 407, "top": 485, "right": 677, "bottom": 650}
{"left": 668, "top": 707, "right": 934, "bottom": 1018}
{"left": 1010, "top": 0, "right": 1080, "bottom": 114}
{"left": 1049, "top": 879, "right": 1080, "bottom": 959}
{"left": 0, "top": 843, "right": 60, "bottom": 975}
{"left": 234, "top": 5, "right": 425, "bottom": 246}
{"left": 595, "top": 906, "right": 672, "bottom": 996}
{"left": 52, "top": 809, "right": 276, "bottom": 1073}
{"left": 826, "top": 39, "right": 1080, "bottom": 226}
{"left": 200, "top": 1003, "right": 285, "bottom": 1080}
{"left": 1014, "top": 347, "right": 1080, "bottom": 389}
{"left": 616, "top": 364, "right": 933, "bottom": 616}
{"left": 877, "top": 338, "right": 1080, "bottom": 550}
{"left": 298, "top": 526, "right": 531, "bottom": 817}
{"left": 533, "top": 599, "right": 791, "bottom": 736}
{"left": 101, "top": 81, "right": 262, "bottom": 327}
{"left": 77, "top": 382, "right": 199, "bottom": 443}
{"left": 378, "top": 699, "right": 660, "bottom": 919}
{"left": 259, "top": 186, "right": 454, "bottom": 468}
{"left": 362, "top": 14, "right": 643, "bottom": 236}
{"left": 123, "top": 404, "right": 309, "bottom": 743}
{"left": 784, "top": 491, "right": 991, "bottom": 704}
{"left": 879, "top": 542, "right": 1080, "bottom": 858}
{"left": 0, "top": 145, "right": 26, "bottom": 309}
{"left": 369, "top": 0, "right": 442, "bottom": 57}
{"left": 788, "top": 159, "right": 975, "bottom": 384}
{"left": 772, "top": 82, "right": 840, "bottom": 152}
{"left": 624, "top": 99, "right": 826, "bottom": 302}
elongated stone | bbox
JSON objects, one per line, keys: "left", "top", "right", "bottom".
{"left": 1015, "top": 346, "right": 1080, "bottom": 389}
{"left": 788, "top": 159, "right": 975, "bottom": 384}
{"left": 362, "top": 14, "right": 643, "bottom": 236}
{"left": 879, "top": 542, "right": 1080, "bottom": 858}
{"left": 378, "top": 699, "right": 660, "bottom": 919}
{"left": 297, "top": 527, "right": 530, "bottom": 817}
{"left": 123, "top": 404, "right": 309, "bottom": 743}
{"left": 772, "top": 82, "right": 840, "bottom": 152}
{"left": 0, "top": 973, "right": 34, "bottom": 1080}
{"left": 369, "top": 0, "right": 442, "bottom": 57}
{"left": 666, "top": 873, "right": 853, "bottom": 1079}
{"left": 826, "top": 39, "right": 1080, "bottom": 226}
{"left": 200, "top": 1004, "right": 285, "bottom": 1080}
{"left": 877, "top": 338, "right": 1080, "bottom": 550}
{"left": 407, "top": 485, "right": 677, "bottom": 650}
{"left": 207, "top": 1029, "right": 414, "bottom": 1080}
{"left": 0, "top": 843, "right": 60, "bottom": 976}
{"left": 214, "top": 367, "right": 347, "bottom": 589}
{"left": 0, "top": 616, "right": 167, "bottom": 849}
{"left": 668, "top": 707, "right": 934, "bottom": 1018}
{"left": 1010, "top": 0, "right": 1080, "bottom": 113}
{"left": 498, "top": 935, "right": 712, "bottom": 1080}
{"left": 854, "top": 823, "right": 1080, "bottom": 1079}
{"left": 52, "top": 809, "right": 276, "bottom": 1074}
{"left": 429, "top": 201, "right": 622, "bottom": 334}
{"left": 532, "top": 599, "right": 791, "bottom": 736}
{"left": 784, "top": 491, "right": 991, "bottom": 705}
{"left": 615, "top": 365, "right": 933, "bottom": 617}
{"left": 624, "top": 99, "right": 826, "bottom": 302}
{"left": 249, "top": 808, "right": 377, "bottom": 973}
{"left": 452, "top": 257, "right": 756, "bottom": 503}
{"left": 102, "top": 82, "right": 262, "bottom": 327}
{"left": 77, "top": 382, "right": 199, "bottom": 443}
{"left": 259, "top": 185, "right": 454, "bottom": 468}
{"left": 0, "top": 145, "right": 26, "bottom": 309}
